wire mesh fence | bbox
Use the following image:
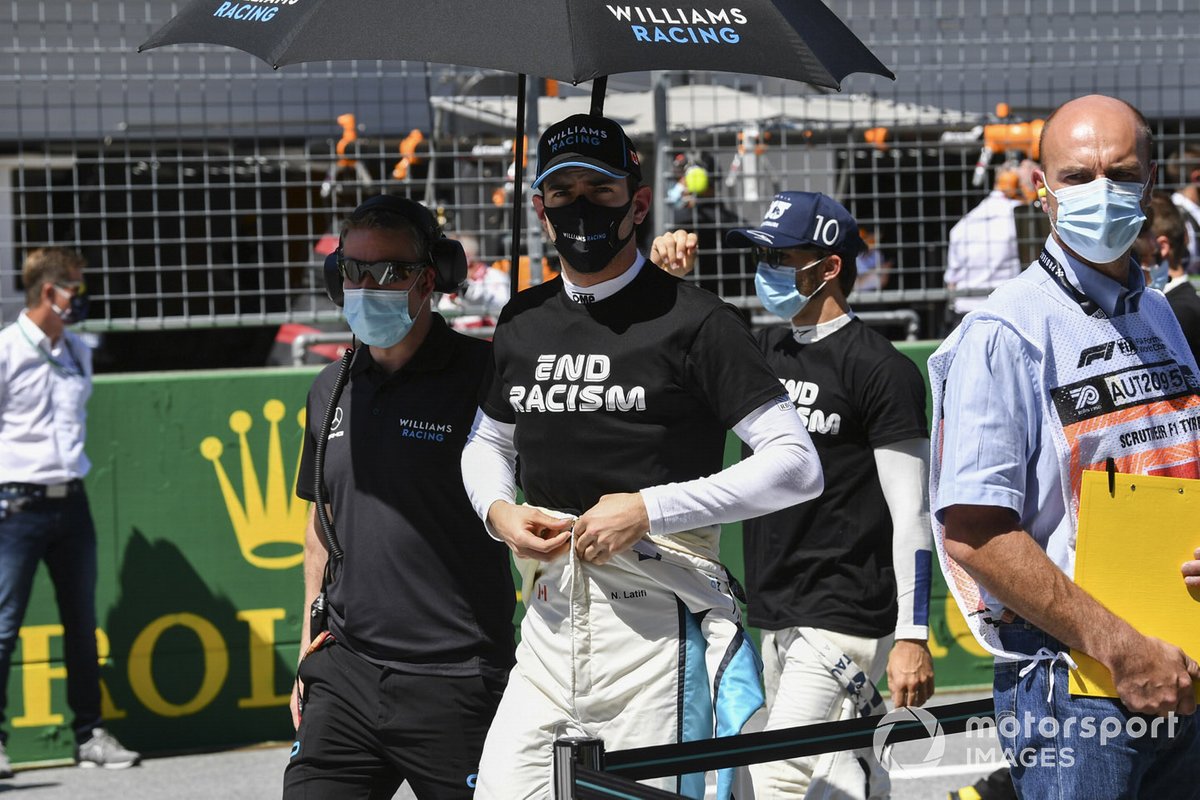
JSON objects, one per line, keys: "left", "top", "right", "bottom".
{"left": 4, "top": 0, "right": 1200, "bottom": 356}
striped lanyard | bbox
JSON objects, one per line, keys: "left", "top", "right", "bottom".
{"left": 19, "top": 323, "right": 84, "bottom": 378}
{"left": 1036, "top": 247, "right": 1109, "bottom": 320}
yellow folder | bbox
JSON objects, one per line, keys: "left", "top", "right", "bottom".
{"left": 1069, "top": 470, "right": 1200, "bottom": 699}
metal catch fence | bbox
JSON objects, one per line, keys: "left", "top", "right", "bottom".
{"left": 4, "top": 1, "right": 1199, "bottom": 357}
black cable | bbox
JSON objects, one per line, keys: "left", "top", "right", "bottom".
{"left": 313, "top": 344, "right": 355, "bottom": 562}
{"left": 299, "top": 343, "right": 356, "bottom": 707}
{"left": 509, "top": 73, "right": 527, "bottom": 301}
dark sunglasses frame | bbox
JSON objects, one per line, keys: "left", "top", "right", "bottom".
{"left": 339, "top": 257, "right": 428, "bottom": 286}
{"left": 751, "top": 246, "right": 830, "bottom": 270}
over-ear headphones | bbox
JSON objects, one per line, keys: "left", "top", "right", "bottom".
{"left": 323, "top": 194, "right": 467, "bottom": 307}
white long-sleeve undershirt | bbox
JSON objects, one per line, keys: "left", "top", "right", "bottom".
{"left": 460, "top": 397, "right": 823, "bottom": 539}
{"left": 874, "top": 437, "right": 932, "bottom": 640}
{"left": 640, "top": 398, "right": 822, "bottom": 534}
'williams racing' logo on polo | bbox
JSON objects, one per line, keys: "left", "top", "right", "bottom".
{"left": 605, "top": 5, "right": 748, "bottom": 45}
{"left": 509, "top": 354, "right": 646, "bottom": 413}
{"left": 398, "top": 418, "right": 453, "bottom": 443}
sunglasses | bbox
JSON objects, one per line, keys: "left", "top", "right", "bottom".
{"left": 748, "top": 245, "right": 835, "bottom": 271}
{"left": 54, "top": 280, "right": 87, "bottom": 296}
{"left": 752, "top": 246, "right": 830, "bottom": 270}
{"left": 339, "top": 257, "right": 427, "bottom": 286}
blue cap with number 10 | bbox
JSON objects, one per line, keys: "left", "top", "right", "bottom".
{"left": 726, "top": 191, "right": 865, "bottom": 257}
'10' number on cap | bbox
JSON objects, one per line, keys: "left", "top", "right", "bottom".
{"left": 812, "top": 215, "right": 840, "bottom": 246}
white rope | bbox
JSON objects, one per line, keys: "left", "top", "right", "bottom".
{"left": 1018, "top": 647, "right": 1080, "bottom": 703}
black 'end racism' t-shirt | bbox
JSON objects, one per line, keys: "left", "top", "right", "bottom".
{"left": 483, "top": 263, "right": 783, "bottom": 516}
{"left": 744, "top": 319, "right": 928, "bottom": 638}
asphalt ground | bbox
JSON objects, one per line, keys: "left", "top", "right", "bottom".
{"left": 0, "top": 692, "right": 999, "bottom": 799}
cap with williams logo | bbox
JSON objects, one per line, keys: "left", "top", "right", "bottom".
{"left": 726, "top": 191, "right": 865, "bottom": 256}
{"left": 532, "top": 114, "right": 642, "bottom": 189}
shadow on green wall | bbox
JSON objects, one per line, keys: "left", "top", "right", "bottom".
{"left": 101, "top": 529, "right": 294, "bottom": 754}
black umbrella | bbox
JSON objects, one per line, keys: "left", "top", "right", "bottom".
{"left": 139, "top": 0, "right": 894, "bottom": 295}
{"left": 140, "top": 0, "right": 891, "bottom": 88}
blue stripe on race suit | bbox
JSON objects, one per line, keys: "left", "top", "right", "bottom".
{"left": 713, "top": 632, "right": 764, "bottom": 799}
{"left": 912, "top": 550, "right": 932, "bottom": 627}
{"left": 678, "top": 604, "right": 709, "bottom": 800}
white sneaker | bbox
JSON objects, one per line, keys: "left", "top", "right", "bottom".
{"left": 0, "top": 741, "right": 13, "bottom": 779}
{"left": 75, "top": 728, "right": 140, "bottom": 769}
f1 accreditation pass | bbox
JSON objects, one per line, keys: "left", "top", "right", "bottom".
{"left": 1053, "top": 334, "right": 1200, "bottom": 491}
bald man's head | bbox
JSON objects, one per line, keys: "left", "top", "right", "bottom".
{"left": 1038, "top": 95, "right": 1154, "bottom": 177}
{"left": 1032, "top": 95, "right": 1159, "bottom": 270}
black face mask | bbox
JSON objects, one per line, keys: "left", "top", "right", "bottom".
{"left": 53, "top": 289, "right": 90, "bottom": 325}
{"left": 543, "top": 195, "right": 635, "bottom": 274}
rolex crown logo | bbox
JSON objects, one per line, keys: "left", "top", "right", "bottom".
{"left": 200, "top": 400, "right": 308, "bottom": 570}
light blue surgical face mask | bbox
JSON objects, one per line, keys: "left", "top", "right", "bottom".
{"left": 1044, "top": 176, "right": 1148, "bottom": 264}
{"left": 343, "top": 288, "right": 417, "bottom": 347}
{"left": 1148, "top": 259, "right": 1171, "bottom": 290}
{"left": 754, "top": 257, "right": 826, "bottom": 320}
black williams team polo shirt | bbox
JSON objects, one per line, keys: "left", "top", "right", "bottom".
{"left": 297, "top": 313, "right": 515, "bottom": 679}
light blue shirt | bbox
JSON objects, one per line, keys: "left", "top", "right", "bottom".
{"left": 0, "top": 312, "right": 92, "bottom": 484}
{"left": 934, "top": 238, "right": 1144, "bottom": 588}
{"left": 1050, "top": 238, "right": 1145, "bottom": 317}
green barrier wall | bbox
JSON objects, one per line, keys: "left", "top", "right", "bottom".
{"left": 5, "top": 341, "right": 993, "bottom": 766}
{"left": 7, "top": 367, "right": 319, "bottom": 765}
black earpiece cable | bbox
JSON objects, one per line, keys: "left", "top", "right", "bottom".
{"left": 309, "top": 343, "right": 355, "bottom": 632}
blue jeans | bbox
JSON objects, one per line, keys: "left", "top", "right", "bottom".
{"left": 0, "top": 489, "right": 101, "bottom": 745}
{"left": 994, "top": 623, "right": 1200, "bottom": 799}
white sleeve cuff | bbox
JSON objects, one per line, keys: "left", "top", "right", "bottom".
{"left": 894, "top": 624, "right": 930, "bottom": 642}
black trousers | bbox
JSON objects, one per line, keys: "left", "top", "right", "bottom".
{"left": 283, "top": 641, "right": 506, "bottom": 800}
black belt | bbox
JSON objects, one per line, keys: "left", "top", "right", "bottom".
{"left": 0, "top": 479, "right": 85, "bottom": 499}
